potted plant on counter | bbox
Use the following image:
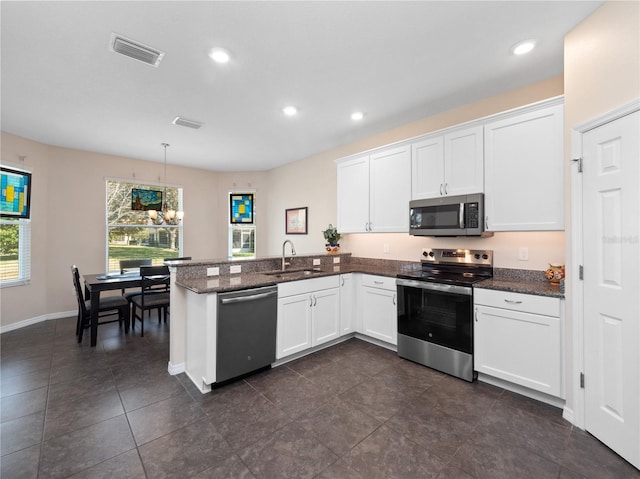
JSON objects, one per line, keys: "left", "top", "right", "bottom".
{"left": 322, "top": 224, "right": 341, "bottom": 254}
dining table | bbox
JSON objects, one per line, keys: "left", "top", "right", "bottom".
{"left": 83, "top": 272, "right": 143, "bottom": 347}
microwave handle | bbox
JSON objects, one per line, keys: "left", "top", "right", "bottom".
{"left": 459, "top": 203, "right": 465, "bottom": 229}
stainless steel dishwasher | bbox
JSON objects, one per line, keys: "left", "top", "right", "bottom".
{"left": 216, "top": 285, "right": 278, "bottom": 384}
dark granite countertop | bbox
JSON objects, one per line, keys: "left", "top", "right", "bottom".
{"left": 473, "top": 267, "right": 565, "bottom": 298}
{"left": 176, "top": 259, "right": 412, "bottom": 294}
{"left": 175, "top": 258, "right": 564, "bottom": 299}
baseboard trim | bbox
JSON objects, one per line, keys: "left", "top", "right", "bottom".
{"left": 0, "top": 310, "right": 75, "bottom": 334}
{"left": 167, "top": 361, "right": 185, "bottom": 375}
{"left": 562, "top": 406, "right": 577, "bottom": 426}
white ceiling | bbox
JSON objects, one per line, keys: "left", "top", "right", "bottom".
{"left": 1, "top": 1, "right": 603, "bottom": 172}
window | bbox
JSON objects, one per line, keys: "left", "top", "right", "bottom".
{"left": 106, "top": 180, "right": 183, "bottom": 272}
{"left": 228, "top": 192, "right": 256, "bottom": 259}
{"left": 0, "top": 218, "right": 31, "bottom": 286}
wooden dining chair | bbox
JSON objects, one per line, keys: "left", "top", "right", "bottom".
{"left": 130, "top": 265, "right": 170, "bottom": 337}
{"left": 71, "top": 265, "right": 130, "bottom": 343}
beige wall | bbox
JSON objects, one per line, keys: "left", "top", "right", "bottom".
{"left": 0, "top": 133, "right": 222, "bottom": 328}
{"left": 265, "top": 75, "right": 566, "bottom": 271}
{"left": 563, "top": 0, "right": 640, "bottom": 413}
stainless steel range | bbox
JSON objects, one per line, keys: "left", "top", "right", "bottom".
{"left": 396, "top": 248, "right": 493, "bottom": 382}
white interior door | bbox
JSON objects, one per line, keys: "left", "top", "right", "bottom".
{"left": 583, "top": 110, "right": 639, "bottom": 469}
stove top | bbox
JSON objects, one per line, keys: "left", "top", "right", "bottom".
{"left": 397, "top": 248, "right": 493, "bottom": 286}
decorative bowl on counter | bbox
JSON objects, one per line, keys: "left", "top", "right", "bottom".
{"left": 545, "top": 263, "right": 565, "bottom": 284}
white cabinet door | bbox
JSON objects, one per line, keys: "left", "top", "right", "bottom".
{"left": 277, "top": 293, "right": 312, "bottom": 359}
{"left": 337, "top": 155, "right": 369, "bottom": 233}
{"left": 444, "top": 126, "right": 484, "bottom": 196}
{"left": 339, "top": 274, "right": 354, "bottom": 335}
{"left": 484, "top": 102, "right": 564, "bottom": 231}
{"left": 412, "top": 136, "right": 444, "bottom": 199}
{"left": 474, "top": 302, "right": 563, "bottom": 398}
{"left": 312, "top": 288, "right": 340, "bottom": 346}
{"left": 411, "top": 126, "right": 483, "bottom": 200}
{"left": 369, "top": 145, "right": 411, "bottom": 232}
{"left": 361, "top": 285, "right": 397, "bottom": 345}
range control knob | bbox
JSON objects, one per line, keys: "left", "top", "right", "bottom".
{"left": 482, "top": 254, "right": 489, "bottom": 260}
{"left": 474, "top": 254, "right": 480, "bottom": 260}
{"left": 429, "top": 251, "right": 435, "bottom": 257}
{"left": 422, "top": 250, "right": 429, "bottom": 257}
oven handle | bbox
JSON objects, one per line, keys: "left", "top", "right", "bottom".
{"left": 396, "top": 278, "right": 472, "bottom": 296}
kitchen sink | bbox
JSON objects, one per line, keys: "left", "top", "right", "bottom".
{"left": 262, "top": 268, "right": 323, "bottom": 278}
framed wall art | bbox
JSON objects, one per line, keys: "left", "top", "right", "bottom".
{"left": 285, "top": 207, "right": 308, "bottom": 234}
{"left": 131, "top": 188, "right": 163, "bottom": 211}
{"left": 1, "top": 166, "right": 32, "bottom": 219}
{"left": 230, "top": 193, "right": 254, "bottom": 224}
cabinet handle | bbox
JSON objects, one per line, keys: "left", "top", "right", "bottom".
{"left": 474, "top": 307, "right": 478, "bottom": 322}
{"left": 365, "top": 221, "right": 370, "bottom": 232}
{"left": 485, "top": 215, "right": 489, "bottom": 230}
{"left": 444, "top": 183, "right": 448, "bottom": 195}
{"left": 393, "top": 294, "right": 396, "bottom": 305}
{"left": 504, "top": 299, "right": 523, "bottom": 304}
{"left": 374, "top": 280, "right": 384, "bottom": 285}
{"left": 309, "top": 296, "right": 314, "bottom": 307}
{"left": 341, "top": 277, "right": 345, "bottom": 287}
{"left": 369, "top": 222, "right": 373, "bottom": 231}
{"left": 439, "top": 183, "right": 444, "bottom": 196}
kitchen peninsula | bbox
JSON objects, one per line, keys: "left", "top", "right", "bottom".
{"left": 167, "top": 254, "right": 564, "bottom": 398}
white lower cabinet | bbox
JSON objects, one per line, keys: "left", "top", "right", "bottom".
{"left": 339, "top": 274, "right": 354, "bottom": 335}
{"left": 276, "top": 276, "right": 340, "bottom": 359}
{"left": 359, "top": 274, "right": 397, "bottom": 346}
{"left": 474, "top": 288, "right": 564, "bottom": 398}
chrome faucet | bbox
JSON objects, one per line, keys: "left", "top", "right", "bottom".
{"left": 282, "top": 240, "right": 296, "bottom": 271}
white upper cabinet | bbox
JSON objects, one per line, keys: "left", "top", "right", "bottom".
{"left": 337, "top": 154, "right": 369, "bottom": 233}
{"left": 337, "top": 144, "right": 411, "bottom": 233}
{"left": 369, "top": 145, "right": 411, "bottom": 232}
{"left": 412, "top": 125, "right": 483, "bottom": 199}
{"left": 484, "top": 101, "right": 564, "bottom": 231}
{"left": 411, "top": 136, "right": 444, "bottom": 199}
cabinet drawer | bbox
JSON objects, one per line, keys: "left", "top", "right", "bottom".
{"left": 278, "top": 275, "right": 340, "bottom": 298}
{"left": 474, "top": 288, "right": 560, "bottom": 317}
{"left": 360, "top": 274, "right": 396, "bottom": 291}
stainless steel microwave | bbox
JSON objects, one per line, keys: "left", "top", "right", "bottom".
{"left": 409, "top": 193, "right": 492, "bottom": 237}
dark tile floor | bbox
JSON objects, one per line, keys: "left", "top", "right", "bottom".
{"left": 1, "top": 315, "right": 638, "bottom": 479}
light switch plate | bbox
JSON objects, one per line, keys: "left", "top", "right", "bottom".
{"left": 313, "top": 258, "right": 321, "bottom": 266}
{"left": 230, "top": 265, "right": 242, "bottom": 274}
{"left": 333, "top": 257, "right": 340, "bottom": 264}
{"left": 519, "top": 247, "right": 529, "bottom": 261}
{"left": 207, "top": 267, "right": 219, "bottom": 276}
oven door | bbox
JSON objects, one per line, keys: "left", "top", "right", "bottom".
{"left": 396, "top": 279, "right": 473, "bottom": 354}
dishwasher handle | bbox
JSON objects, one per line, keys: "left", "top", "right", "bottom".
{"left": 220, "top": 290, "right": 277, "bottom": 304}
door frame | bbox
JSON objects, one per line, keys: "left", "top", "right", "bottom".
{"left": 569, "top": 98, "right": 640, "bottom": 429}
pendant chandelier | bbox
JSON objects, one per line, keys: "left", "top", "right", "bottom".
{"left": 148, "top": 143, "right": 184, "bottom": 225}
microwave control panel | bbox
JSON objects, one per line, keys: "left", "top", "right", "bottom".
{"left": 466, "top": 202, "right": 479, "bottom": 228}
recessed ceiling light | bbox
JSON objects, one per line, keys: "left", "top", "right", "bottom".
{"left": 351, "top": 111, "right": 364, "bottom": 121}
{"left": 282, "top": 106, "right": 298, "bottom": 116}
{"left": 209, "top": 47, "right": 231, "bottom": 64}
{"left": 512, "top": 40, "right": 536, "bottom": 55}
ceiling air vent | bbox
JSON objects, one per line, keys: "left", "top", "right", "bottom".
{"left": 172, "top": 117, "right": 204, "bottom": 129}
{"left": 109, "top": 33, "right": 165, "bottom": 67}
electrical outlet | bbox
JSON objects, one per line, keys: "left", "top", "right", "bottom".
{"left": 333, "top": 257, "right": 340, "bottom": 264}
{"left": 383, "top": 243, "right": 390, "bottom": 254}
{"left": 207, "top": 267, "right": 219, "bottom": 276}
{"left": 229, "top": 265, "right": 242, "bottom": 274}
{"left": 313, "top": 258, "right": 321, "bottom": 266}
{"left": 519, "top": 247, "right": 529, "bottom": 261}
